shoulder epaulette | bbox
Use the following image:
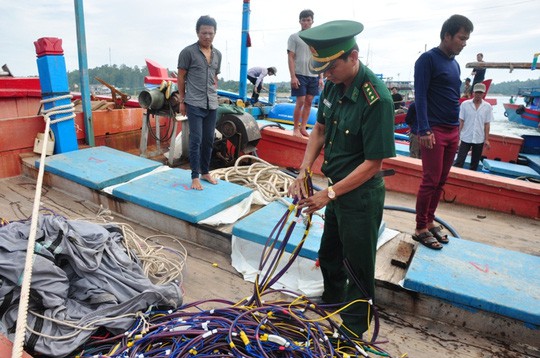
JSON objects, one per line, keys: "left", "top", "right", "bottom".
{"left": 362, "top": 81, "right": 380, "bottom": 106}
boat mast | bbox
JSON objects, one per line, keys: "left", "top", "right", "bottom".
{"left": 74, "top": 0, "right": 95, "bottom": 146}
{"left": 239, "top": 0, "right": 250, "bottom": 102}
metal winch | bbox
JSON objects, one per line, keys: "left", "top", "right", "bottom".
{"left": 213, "top": 110, "right": 261, "bottom": 168}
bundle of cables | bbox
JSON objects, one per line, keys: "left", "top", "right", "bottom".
{"left": 74, "top": 171, "right": 390, "bottom": 357}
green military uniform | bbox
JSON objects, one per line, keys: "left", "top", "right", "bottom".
{"left": 300, "top": 20, "right": 396, "bottom": 337}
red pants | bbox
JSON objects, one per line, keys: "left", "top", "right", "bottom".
{"left": 415, "top": 125, "right": 459, "bottom": 230}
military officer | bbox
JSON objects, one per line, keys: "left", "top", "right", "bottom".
{"left": 288, "top": 20, "right": 396, "bottom": 338}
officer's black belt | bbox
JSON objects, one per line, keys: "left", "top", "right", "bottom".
{"left": 374, "top": 169, "right": 395, "bottom": 178}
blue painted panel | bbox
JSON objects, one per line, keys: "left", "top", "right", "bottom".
{"left": 403, "top": 238, "right": 540, "bottom": 325}
{"left": 36, "top": 55, "right": 69, "bottom": 93}
{"left": 520, "top": 153, "right": 540, "bottom": 174}
{"left": 36, "top": 146, "right": 162, "bottom": 190}
{"left": 394, "top": 133, "right": 409, "bottom": 142}
{"left": 483, "top": 159, "right": 540, "bottom": 179}
{"left": 112, "top": 168, "right": 253, "bottom": 223}
{"left": 395, "top": 142, "right": 410, "bottom": 156}
{"left": 521, "top": 134, "right": 540, "bottom": 154}
{"left": 267, "top": 103, "right": 317, "bottom": 127}
{"left": 36, "top": 54, "right": 78, "bottom": 153}
{"left": 232, "top": 199, "right": 324, "bottom": 260}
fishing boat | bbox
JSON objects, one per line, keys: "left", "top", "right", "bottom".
{"left": 1, "top": 3, "right": 540, "bottom": 357}
{"left": 466, "top": 57, "right": 540, "bottom": 129}
{"left": 503, "top": 87, "right": 540, "bottom": 129}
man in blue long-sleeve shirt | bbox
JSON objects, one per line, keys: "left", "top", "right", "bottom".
{"left": 412, "top": 14, "right": 474, "bottom": 250}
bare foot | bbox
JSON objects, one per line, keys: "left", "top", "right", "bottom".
{"left": 300, "top": 129, "right": 310, "bottom": 137}
{"left": 293, "top": 128, "right": 303, "bottom": 138}
{"left": 201, "top": 173, "right": 218, "bottom": 185}
{"left": 191, "top": 178, "right": 203, "bottom": 190}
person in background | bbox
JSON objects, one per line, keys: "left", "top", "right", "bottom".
{"left": 391, "top": 86, "right": 404, "bottom": 110}
{"left": 288, "top": 20, "right": 395, "bottom": 338}
{"left": 247, "top": 66, "right": 277, "bottom": 104}
{"left": 177, "top": 15, "right": 222, "bottom": 190}
{"left": 462, "top": 77, "right": 472, "bottom": 98}
{"left": 287, "top": 9, "right": 324, "bottom": 137}
{"left": 454, "top": 82, "right": 492, "bottom": 171}
{"left": 471, "top": 52, "right": 486, "bottom": 87}
{"left": 405, "top": 102, "right": 421, "bottom": 159}
{"left": 412, "top": 14, "right": 474, "bottom": 250}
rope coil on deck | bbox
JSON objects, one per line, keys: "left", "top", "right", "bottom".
{"left": 210, "top": 155, "right": 295, "bottom": 203}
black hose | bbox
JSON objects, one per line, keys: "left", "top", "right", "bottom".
{"left": 384, "top": 205, "right": 461, "bottom": 238}
{"left": 260, "top": 123, "right": 285, "bottom": 131}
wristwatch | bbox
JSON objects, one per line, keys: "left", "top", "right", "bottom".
{"left": 327, "top": 186, "right": 336, "bottom": 200}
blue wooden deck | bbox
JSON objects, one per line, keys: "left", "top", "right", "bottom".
{"left": 112, "top": 168, "right": 252, "bottom": 223}
{"left": 232, "top": 199, "right": 323, "bottom": 260}
{"left": 483, "top": 158, "right": 540, "bottom": 179}
{"left": 403, "top": 238, "right": 540, "bottom": 327}
{"left": 36, "top": 146, "right": 162, "bottom": 190}
{"left": 36, "top": 146, "right": 539, "bottom": 327}
{"left": 519, "top": 153, "right": 540, "bottom": 175}
{"left": 232, "top": 199, "right": 388, "bottom": 261}
{"left": 37, "top": 146, "right": 252, "bottom": 223}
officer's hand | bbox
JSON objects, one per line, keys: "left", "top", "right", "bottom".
{"left": 297, "top": 191, "right": 328, "bottom": 215}
{"left": 288, "top": 171, "right": 307, "bottom": 200}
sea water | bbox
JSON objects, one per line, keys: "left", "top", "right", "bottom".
{"left": 490, "top": 95, "right": 539, "bottom": 137}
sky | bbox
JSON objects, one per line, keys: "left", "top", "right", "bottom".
{"left": 1, "top": 0, "right": 539, "bottom": 87}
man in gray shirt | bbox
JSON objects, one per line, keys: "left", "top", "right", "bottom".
{"left": 177, "top": 15, "right": 222, "bottom": 190}
{"left": 287, "top": 9, "right": 323, "bottom": 138}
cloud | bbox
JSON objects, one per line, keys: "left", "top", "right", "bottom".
{"left": 1, "top": 0, "right": 538, "bottom": 85}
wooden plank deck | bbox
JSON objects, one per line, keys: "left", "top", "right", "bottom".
{"left": 1, "top": 169, "right": 539, "bottom": 357}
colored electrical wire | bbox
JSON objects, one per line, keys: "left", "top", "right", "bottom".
{"left": 72, "top": 169, "right": 392, "bottom": 357}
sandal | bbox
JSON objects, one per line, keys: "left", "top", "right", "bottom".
{"left": 429, "top": 225, "right": 450, "bottom": 244}
{"left": 412, "top": 231, "right": 443, "bottom": 250}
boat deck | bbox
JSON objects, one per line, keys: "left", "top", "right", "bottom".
{"left": 1, "top": 147, "right": 539, "bottom": 357}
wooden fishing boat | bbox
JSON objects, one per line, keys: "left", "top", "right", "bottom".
{"left": 1, "top": 5, "right": 539, "bottom": 358}
{"left": 503, "top": 87, "right": 540, "bottom": 129}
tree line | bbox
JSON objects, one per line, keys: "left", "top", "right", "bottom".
{"left": 67, "top": 64, "right": 539, "bottom": 96}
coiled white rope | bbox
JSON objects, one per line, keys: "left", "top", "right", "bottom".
{"left": 210, "top": 155, "right": 295, "bottom": 204}
{"left": 11, "top": 95, "right": 75, "bottom": 358}
{"left": 74, "top": 206, "right": 188, "bottom": 286}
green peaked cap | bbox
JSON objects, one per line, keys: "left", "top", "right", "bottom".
{"left": 299, "top": 20, "right": 364, "bottom": 74}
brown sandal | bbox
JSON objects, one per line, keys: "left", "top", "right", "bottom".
{"left": 412, "top": 231, "right": 443, "bottom": 250}
{"left": 429, "top": 225, "right": 450, "bottom": 244}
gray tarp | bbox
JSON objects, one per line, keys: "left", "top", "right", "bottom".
{"left": 0, "top": 214, "right": 183, "bottom": 357}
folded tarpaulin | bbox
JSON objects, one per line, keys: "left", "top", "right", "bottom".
{"left": 0, "top": 214, "right": 183, "bottom": 357}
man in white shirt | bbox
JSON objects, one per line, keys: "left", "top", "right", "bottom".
{"left": 247, "top": 66, "right": 276, "bottom": 104}
{"left": 454, "top": 82, "right": 493, "bottom": 171}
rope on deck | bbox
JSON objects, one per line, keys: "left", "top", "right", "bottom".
{"left": 11, "top": 95, "right": 75, "bottom": 358}
{"left": 210, "top": 154, "right": 295, "bottom": 204}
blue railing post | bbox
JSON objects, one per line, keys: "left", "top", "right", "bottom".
{"left": 34, "top": 37, "right": 78, "bottom": 153}
{"left": 239, "top": 0, "right": 250, "bottom": 102}
{"left": 268, "top": 83, "right": 276, "bottom": 105}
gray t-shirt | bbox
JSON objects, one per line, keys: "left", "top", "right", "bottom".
{"left": 287, "top": 32, "right": 318, "bottom": 78}
{"left": 177, "top": 42, "right": 222, "bottom": 110}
